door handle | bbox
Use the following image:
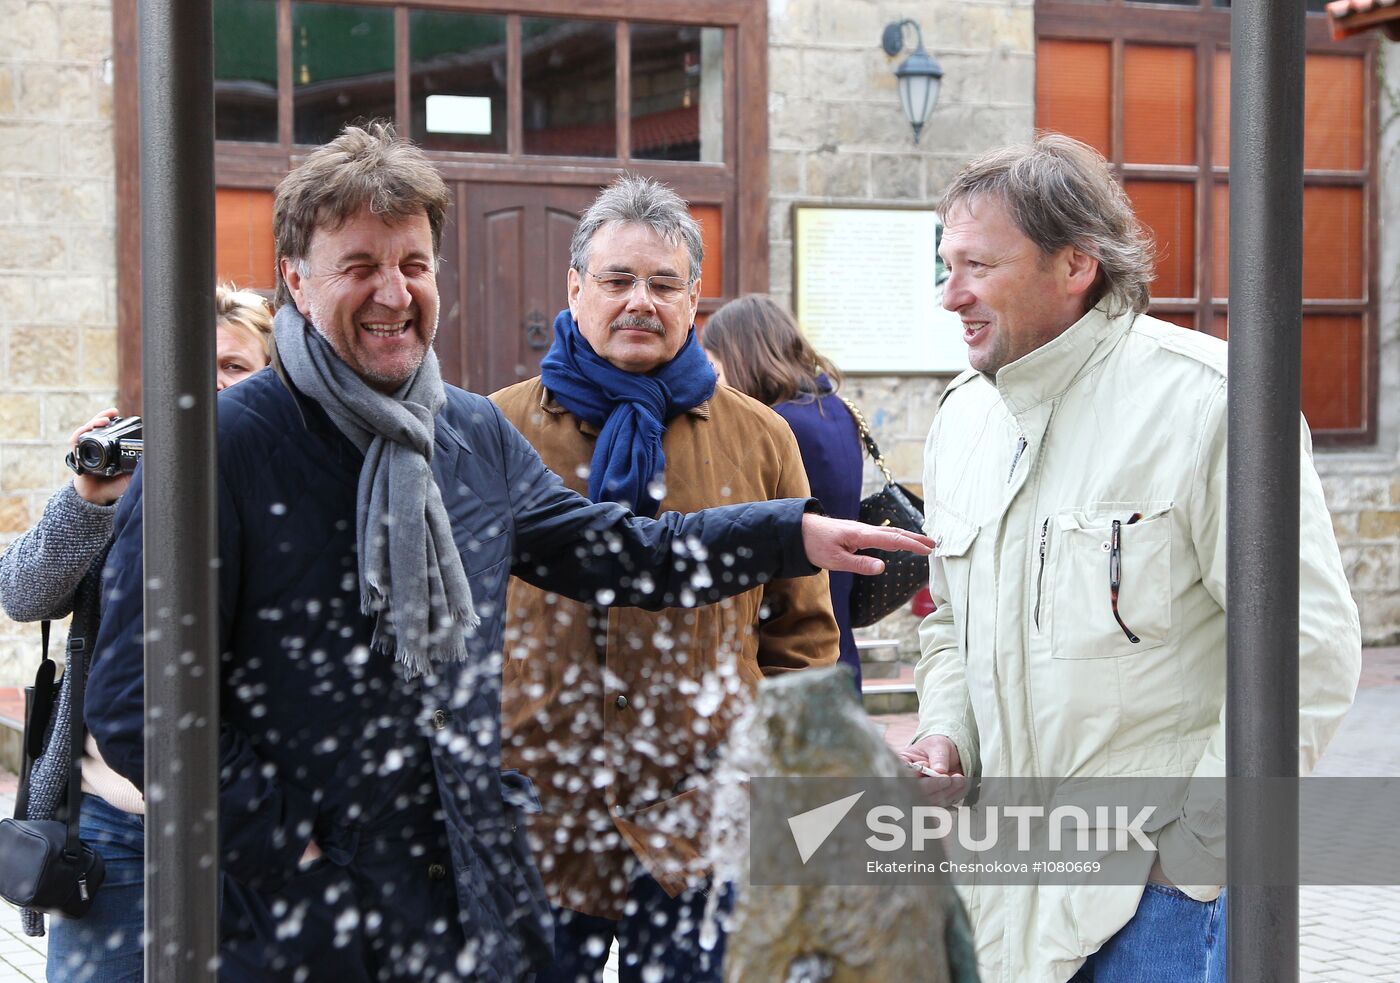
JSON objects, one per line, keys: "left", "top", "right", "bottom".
{"left": 524, "top": 309, "right": 550, "bottom": 350}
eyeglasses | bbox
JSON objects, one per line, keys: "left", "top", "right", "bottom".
{"left": 584, "top": 269, "right": 692, "bottom": 306}
{"left": 1109, "top": 513, "right": 1143, "bottom": 644}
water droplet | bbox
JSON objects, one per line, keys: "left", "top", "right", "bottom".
{"left": 177, "top": 394, "right": 195, "bottom": 409}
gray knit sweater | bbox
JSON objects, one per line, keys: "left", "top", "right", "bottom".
{"left": 0, "top": 480, "right": 117, "bottom": 936}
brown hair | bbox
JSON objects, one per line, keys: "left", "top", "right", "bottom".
{"left": 215, "top": 282, "right": 273, "bottom": 360}
{"left": 938, "top": 133, "right": 1155, "bottom": 317}
{"left": 701, "top": 295, "right": 842, "bottom": 407}
{"left": 272, "top": 121, "right": 451, "bottom": 306}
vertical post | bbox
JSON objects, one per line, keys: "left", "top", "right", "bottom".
{"left": 1227, "top": 1, "right": 1304, "bottom": 982}
{"left": 139, "top": 0, "right": 220, "bottom": 979}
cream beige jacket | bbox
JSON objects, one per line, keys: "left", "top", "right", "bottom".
{"left": 914, "top": 307, "right": 1360, "bottom": 983}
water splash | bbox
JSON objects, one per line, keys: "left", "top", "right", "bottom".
{"left": 703, "top": 666, "right": 979, "bottom": 983}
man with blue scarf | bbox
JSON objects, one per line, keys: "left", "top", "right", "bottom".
{"left": 492, "top": 176, "right": 841, "bottom": 982}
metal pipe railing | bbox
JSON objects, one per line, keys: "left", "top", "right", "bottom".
{"left": 1227, "top": 1, "right": 1306, "bottom": 980}
{"left": 138, "top": 0, "right": 220, "bottom": 977}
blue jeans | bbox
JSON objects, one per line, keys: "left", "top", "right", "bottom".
{"left": 1071, "top": 883, "right": 1227, "bottom": 983}
{"left": 537, "top": 874, "right": 733, "bottom": 983}
{"left": 45, "top": 795, "right": 145, "bottom": 983}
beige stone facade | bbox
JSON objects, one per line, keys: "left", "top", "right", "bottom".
{"left": 0, "top": 0, "right": 1393, "bottom": 687}
{"left": 0, "top": 0, "right": 117, "bottom": 682}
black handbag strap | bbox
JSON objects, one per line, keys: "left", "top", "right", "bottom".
{"left": 39, "top": 622, "right": 55, "bottom": 693}
{"left": 837, "top": 396, "right": 896, "bottom": 486}
{"left": 63, "top": 634, "right": 87, "bottom": 858}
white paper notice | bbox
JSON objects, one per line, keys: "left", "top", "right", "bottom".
{"left": 425, "top": 95, "right": 493, "bottom": 135}
{"left": 793, "top": 207, "right": 968, "bottom": 374}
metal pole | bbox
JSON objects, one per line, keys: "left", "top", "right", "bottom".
{"left": 1227, "top": 1, "right": 1304, "bottom": 981}
{"left": 138, "top": 0, "right": 220, "bottom": 979}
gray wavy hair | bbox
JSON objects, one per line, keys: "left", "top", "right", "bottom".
{"left": 570, "top": 175, "right": 703, "bottom": 282}
{"left": 938, "top": 133, "right": 1156, "bottom": 317}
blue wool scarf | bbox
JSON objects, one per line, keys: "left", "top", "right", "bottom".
{"left": 540, "top": 309, "right": 715, "bottom": 516}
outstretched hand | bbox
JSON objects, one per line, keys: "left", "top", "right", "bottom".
{"left": 800, "top": 513, "right": 935, "bottom": 575}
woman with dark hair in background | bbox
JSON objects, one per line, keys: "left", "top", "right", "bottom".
{"left": 702, "top": 294, "right": 865, "bottom": 686}
{"left": 0, "top": 284, "right": 273, "bottom": 982}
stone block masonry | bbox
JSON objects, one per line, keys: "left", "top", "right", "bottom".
{"left": 0, "top": 1, "right": 117, "bottom": 684}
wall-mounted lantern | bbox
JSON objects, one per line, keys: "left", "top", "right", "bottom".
{"left": 881, "top": 19, "right": 944, "bottom": 145}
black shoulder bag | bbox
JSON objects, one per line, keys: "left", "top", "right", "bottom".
{"left": 838, "top": 397, "right": 929, "bottom": 628}
{"left": 0, "top": 630, "right": 106, "bottom": 916}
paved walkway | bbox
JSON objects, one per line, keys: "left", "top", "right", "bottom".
{"left": 1, "top": 648, "right": 1397, "bottom": 981}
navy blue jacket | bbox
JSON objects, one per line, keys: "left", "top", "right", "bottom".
{"left": 86, "top": 368, "right": 816, "bottom": 980}
{"left": 773, "top": 384, "right": 862, "bottom": 678}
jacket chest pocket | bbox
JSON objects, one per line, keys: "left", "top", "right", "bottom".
{"left": 929, "top": 505, "right": 980, "bottom": 654}
{"left": 1047, "top": 502, "right": 1173, "bottom": 659}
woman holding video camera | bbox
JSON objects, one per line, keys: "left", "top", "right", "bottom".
{"left": 0, "top": 284, "right": 273, "bottom": 981}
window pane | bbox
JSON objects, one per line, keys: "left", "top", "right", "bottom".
{"left": 1211, "top": 182, "right": 1228, "bottom": 301}
{"left": 1305, "top": 54, "right": 1365, "bottom": 172}
{"left": 691, "top": 203, "right": 721, "bottom": 297}
{"left": 1126, "top": 181, "right": 1196, "bottom": 299}
{"left": 293, "top": 2, "right": 395, "bottom": 146}
{"left": 1211, "top": 50, "right": 1229, "bottom": 167}
{"left": 409, "top": 10, "right": 507, "bottom": 153}
{"left": 1035, "top": 40, "right": 1111, "bottom": 158}
{"left": 1302, "top": 315, "right": 1366, "bottom": 431}
{"left": 1221, "top": 53, "right": 1370, "bottom": 173}
{"left": 1124, "top": 45, "right": 1196, "bottom": 165}
{"left": 629, "top": 24, "right": 723, "bottom": 162}
{"left": 215, "top": 0, "right": 278, "bottom": 143}
{"left": 522, "top": 18, "right": 616, "bottom": 157}
{"left": 1303, "top": 186, "right": 1364, "bottom": 300}
{"left": 216, "top": 188, "right": 276, "bottom": 290}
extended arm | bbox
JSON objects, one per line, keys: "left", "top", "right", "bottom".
{"left": 497, "top": 402, "right": 928, "bottom": 606}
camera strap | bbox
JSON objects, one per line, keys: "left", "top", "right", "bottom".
{"left": 64, "top": 634, "right": 87, "bottom": 860}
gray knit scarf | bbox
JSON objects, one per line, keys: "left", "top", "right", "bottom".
{"left": 272, "top": 304, "right": 477, "bottom": 678}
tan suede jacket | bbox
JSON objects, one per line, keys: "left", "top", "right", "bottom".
{"left": 491, "top": 378, "right": 839, "bottom": 918}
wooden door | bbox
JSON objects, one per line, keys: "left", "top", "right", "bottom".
{"left": 435, "top": 182, "right": 600, "bottom": 396}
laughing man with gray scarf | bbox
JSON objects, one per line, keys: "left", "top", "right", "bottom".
{"left": 83, "top": 123, "right": 931, "bottom": 983}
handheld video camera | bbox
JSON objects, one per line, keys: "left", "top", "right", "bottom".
{"left": 64, "top": 416, "right": 143, "bottom": 478}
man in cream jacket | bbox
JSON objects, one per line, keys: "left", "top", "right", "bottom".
{"left": 899, "top": 135, "right": 1361, "bottom": 983}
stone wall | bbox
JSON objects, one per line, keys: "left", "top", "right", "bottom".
{"left": 768, "top": 0, "right": 1400, "bottom": 650}
{"left": 766, "top": 0, "right": 1034, "bottom": 498}
{"left": 0, "top": 0, "right": 117, "bottom": 682}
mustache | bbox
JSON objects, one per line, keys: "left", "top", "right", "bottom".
{"left": 609, "top": 314, "right": 663, "bottom": 335}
